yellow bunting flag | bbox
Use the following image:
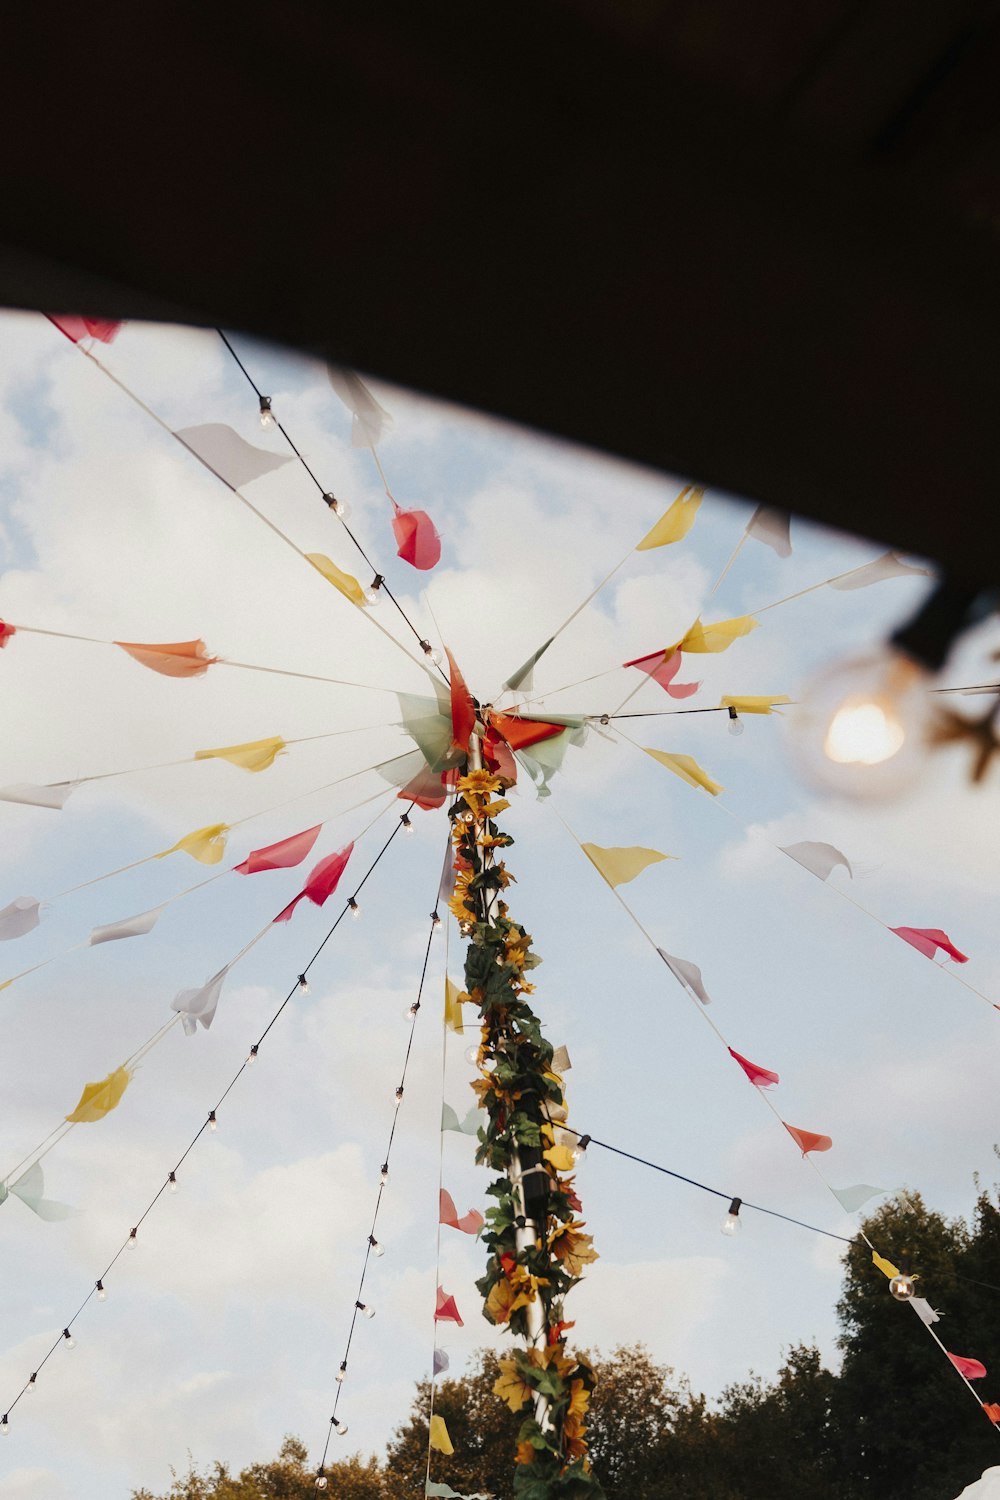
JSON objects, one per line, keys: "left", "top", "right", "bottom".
{"left": 444, "top": 975, "right": 464, "bottom": 1035}
{"left": 65, "top": 1066, "right": 131, "bottom": 1123}
{"left": 872, "top": 1250, "right": 901, "bottom": 1280}
{"left": 580, "top": 843, "right": 673, "bottom": 888}
{"left": 429, "top": 1415, "right": 455, "bottom": 1456}
{"left": 642, "top": 748, "right": 723, "bottom": 796}
{"left": 671, "top": 616, "right": 759, "bottom": 654}
{"left": 635, "top": 485, "right": 704, "bottom": 551}
{"left": 194, "top": 736, "right": 287, "bottom": 773}
{"left": 157, "top": 823, "right": 230, "bottom": 865}
{"left": 719, "top": 695, "right": 790, "bottom": 715}
{"left": 305, "top": 553, "right": 366, "bottom": 606}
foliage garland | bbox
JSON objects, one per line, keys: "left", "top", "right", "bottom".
{"left": 447, "top": 767, "right": 606, "bottom": 1499}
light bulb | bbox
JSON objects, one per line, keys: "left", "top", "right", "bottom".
{"left": 1, "top": 1414, "right": 9, "bottom": 1434}
{"left": 168, "top": 1171, "right": 178, "bottom": 1193}
{"left": 63, "top": 1329, "right": 75, "bottom": 1349}
{"left": 406, "top": 1001, "right": 420, "bottom": 1020}
{"left": 96, "top": 1281, "right": 107, "bottom": 1301}
{"left": 465, "top": 1045, "right": 481, "bottom": 1066}
{"left": 336, "top": 1362, "right": 347, "bottom": 1383}
{"left": 430, "top": 911, "right": 442, "bottom": 928}
{"left": 721, "top": 1197, "right": 743, "bottom": 1236}
{"left": 356, "top": 1300, "right": 375, "bottom": 1319}
{"left": 379, "top": 1163, "right": 390, "bottom": 1185}
{"left": 247, "top": 1044, "right": 259, "bottom": 1065}
{"left": 127, "top": 1227, "right": 138, "bottom": 1247}
{"left": 727, "top": 707, "right": 745, "bottom": 736}
{"left": 208, "top": 1110, "right": 218, "bottom": 1131}
{"left": 335, "top": 1420, "right": 349, "bottom": 1436}
{"left": 419, "top": 640, "right": 443, "bottom": 666}
{"left": 572, "top": 1133, "right": 591, "bottom": 1164}
{"left": 458, "top": 920, "right": 473, "bottom": 937}
{"left": 369, "top": 1235, "right": 384, "bottom": 1257}
{"left": 348, "top": 897, "right": 361, "bottom": 920}
{"left": 400, "top": 813, "right": 414, "bottom": 835}
{"left": 889, "top": 1273, "right": 916, "bottom": 1301}
{"left": 26, "top": 1374, "right": 36, "bottom": 1393}
{"left": 259, "top": 396, "right": 275, "bottom": 428}
{"left": 789, "top": 648, "right": 933, "bottom": 800}
{"left": 364, "top": 573, "right": 384, "bottom": 604}
{"left": 298, "top": 974, "right": 310, "bottom": 994}
{"left": 395, "top": 1085, "right": 404, "bottom": 1102}
{"left": 315, "top": 1474, "right": 328, "bottom": 1490}
{"left": 460, "top": 810, "right": 475, "bottom": 825}
{"left": 323, "top": 492, "right": 348, "bottom": 518}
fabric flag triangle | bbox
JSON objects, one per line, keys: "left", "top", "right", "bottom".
{"left": 551, "top": 1045, "right": 572, "bottom": 1073}
{"left": 433, "top": 1348, "right": 450, "bottom": 1377}
{"left": 440, "top": 1188, "right": 484, "bottom": 1236}
{"left": 66, "top": 1065, "right": 131, "bottom": 1123}
{"left": 829, "top": 551, "right": 932, "bottom": 591}
{"left": 158, "top": 823, "right": 230, "bottom": 865}
{"left": 115, "top": 639, "right": 218, "bottom": 678}
{"left": 746, "top": 506, "right": 792, "bottom": 557}
{"left": 642, "top": 748, "right": 723, "bottom": 795}
{"left": 672, "top": 616, "right": 759, "bottom": 654}
{"left": 444, "top": 976, "right": 465, "bottom": 1035}
{"left": 948, "top": 1352, "right": 987, "bottom": 1380}
{"left": 487, "top": 712, "right": 565, "bottom": 751}
{"left": 172, "top": 967, "right": 230, "bottom": 1035}
{"left": 0, "top": 619, "right": 16, "bottom": 648}
{"left": 728, "top": 1047, "right": 779, "bottom": 1087}
{"left": 305, "top": 552, "right": 366, "bottom": 605}
{"left": 435, "top": 1286, "right": 464, "bottom": 1325}
{"left": 233, "top": 825, "right": 322, "bottom": 875}
{"left": 503, "top": 637, "right": 555, "bottom": 693}
{"left": 657, "top": 949, "right": 711, "bottom": 1004}
{"left": 784, "top": 1122, "right": 833, "bottom": 1155}
{"left": 398, "top": 763, "right": 450, "bottom": 810}
{"left": 327, "top": 366, "right": 394, "bottom": 448}
{"left": 0, "top": 781, "right": 81, "bottom": 810}
{"left": 194, "top": 736, "right": 286, "bottom": 773}
{"left": 831, "top": 1184, "right": 885, "bottom": 1213}
{"left": 446, "top": 649, "right": 476, "bottom": 752}
{"left": 47, "top": 314, "right": 123, "bottom": 344}
{"left": 441, "top": 1102, "right": 482, "bottom": 1136}
{"left": 174, "top": 423, "right": 294, "bottom": 488}
{"left": 719, "top": 695, "right": 790, "bottom": 715}
{"left": 635, "top": 485, "right": 704, "bottom": 550}
{"left": 622, "top": 648, "right": 699, "bottom": 699}
{"left": 398, "top": 687, "right": 462, "bottom": 775}
{"left": 872, "top": 1250, "right": 901, "bottom": 1280}
{"left": 392, "top": 504, "right": 441, "bottom": 570}
{"left": 89, "top": 906, "right": 162, "bottom": 945}
{"left": 7, "top": 1162, "right": 77, "bottom": 1221}
{"left": 483, "top": 728, "right": 517, "bottom": 780}
{"left": 429, "top": 1414, "right": 455, "bottom": 1455}
{"left": 982, "top": 1402, "right": 1000, "bottom": 1425}
{"left": 911, "top": 1297, "right": 941, "bottom": 1326}
{"left": 274, "top": 844, "right": 354, "bottom": 924}
{"left": 780, "top": 841, "right": 853, "bottom": 881}
{"left": 0, "top": 897, "right": 42, "bottom": 941}
{"left": 581, "top": 843, "right": 672, "bottom": 888}
{"left": 891, "top": 926, "right": 968, "bottom": 963}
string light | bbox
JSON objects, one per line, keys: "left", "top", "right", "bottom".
{"left": 247, "top": 1044, "right": 259, "bottom": 1065}
{"left": 465, "top": 1045, "right": 481, "bottom": 1066}
{"left": 62, "top": 1329, "right": 75, "bottom": 1349}
{"left": 721, "top": 1197, "right": 743, "bottom": 1236}
{"left": 208, "top": 1110, "right": 218, "bottom": 1131}
{"left": 1, "top": 1415, "right": 8, "bottom": 1434}
{"left": 368, "top": 1235, "right": 384, "bottom": 1257}
{"left": 258, "top": 395, "right": 275, "bottom": 428}
{"left": 336, "top": 1361, "right": 347, "bottom": 1383}
{"left": 394, "top": 1085, "right": 404, "bottom": 1102}
{"left": 419, "top": 639, "right": 443, "bottom": 666}
{"left": 127, "top": 1227, "right": 138, "bottom": 1247}
{"left": 364, "top": 573, "right": 384, "bottom": 605}
{"left": 458, "top": 920, "right": 473, "bottom": 936}
{"left": 890, "top": 1273, "right": 916, "bottom": 1301}
{"left": 25, "top": 1373, "right": 36, "bottom": 1393}
{"left": 322, "top": 492, "right": 348, "bottom": 518}
{"left": 167, "top": 1171, "right": 178, "bottom": 1193}
{"left": 430, "top": 910, "right": 442, "bottom": 928}
{"left": 572, "top": 1133, "right": 591, "bottom": 1164}
{"left": 727, "top": 706, "right": 745, "bottom": 737}
{"left": 406, "top": 1000, "right": 420, "bottom": 1019}
{"left": 379, "top": 1163, "right": 390, "bottom": 1185}
{"left": 335, "top": 1420, "right": 349, "bottom": 1436}
{"left": 348, "top": 897, "right": 361, "bottom": 920}
{"left": 96, "top": 1280, "right": 107, "bottom": 1301}
{"left": 315, "top": 1471, "right": 328, "bottom": 1490}
{"left": 400, "top": 812, "right": 414, "bottom": 835}
{"left": 356, "top": 1300, "right": 375, "bottom": 1319}
{"left": 298, "top": 973, "right": 310, "bottom": 994}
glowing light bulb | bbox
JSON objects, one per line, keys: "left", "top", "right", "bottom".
{"left": 26, "top": 1374, "right": 36, "bottom": 1393}
{"left": 336, "top": 1362, "right": 347, "bottom": 1383}
{"left": 96, "top": 1281, "right": 107, "bottom": 1301}
{"left": 364, "top": 573, "right": 384, "bottom": 605}
{"left": 573, "top": 1134, "right": 591, "bottom": 1164}
{"left": 127, "top": 1227, "right": 138, "bottom": 1247}
{"left": 356, "top": 1300, "right": 375, "bottom": 1319}
{"left": 727, "top": 707, "right": 744, "bottom": 736}
{"left": 315, "top": 1474, "right": 328, "bottom": 1490}
{"left": 460, "top": 810, "right": 475, "bottom": 825}
{"left": 395, "top": 1085, "right": 404, "bottom": 1102}
{"left": 259, "top": 396, "right": 275, "bottom": 428}
{"left": 208, "top": 1110, "right": 218, "bottom": 1131}
{"left": 400, "top": 813, "right": 414, "bottom": 835}
{"left": 323, "top": 492, "right": 348, "bottom": 518}
{"left": 889, "top": 1273, "right": 916, "bottom": 1301}
{"left": 335, "top": 1420, "right": 349, "bottom": 1435}
{"left": 348, "top": 897, "right": 361, "bottom": 920}
{"left": 465, "top": 1045, "right": 481, "bottom": 1066}
{"left": 379, "top": 1163, "right": 390, "bottom": 1185}
{"left": 1, "top": 1414, "right": 9, "bottom": 1434}
{"left": 168, "top": 1172, "right": 178, "bottom": 1193}
{"left": 298, "top": 974, "right": 310, "bottom": 994}
{"left": 247, "top": 1044, "right": 259, "bottom": 1065}
{"left": 458, "top": 920, "right": 473, "bottom": 937}
{"left": 369, "top": 1235, "right": 384, "bottom": 1257}
{"left": 721, "top": 1197, "right": 743, "bottom": 1236}
{"left": 406, "top": 1000, "right": 420, "bottom": 1020}
{"left": 430, "top": 911, "right": 442, "bottom": 928}
{"left": 63, "top": 1329, "right": 75, "bottom": 1349}
{"left": 419, "top": 640, "right": 443, "bottom": 665}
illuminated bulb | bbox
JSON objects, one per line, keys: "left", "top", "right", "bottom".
{"left": 430, "top": 911, "right": 442, "bottom": 928}
{"left": 573, "top": 1133, "right": 591, "bottom": 1164}
{"left": 335, "top": 1420, "right": 349, "bottom": 1436}
{"left": 258, "top": 396, "right": 275, "bottom": 428}
{"left": 127, "top": 1227, "right": 138, "bottom": 1247}
{"left": 168, "top": 1171, "right": 178, "bottom": 1193}
{"left": 26, "top": 1374, "right": 36, "bottom": 1393}
{"left": 323, "top": 492, "right": 348, "bottom": 518}
{"left": 395, "top": 1085, "right": 404, "bottom": 1102}
{"left": 298, "top": 973, "right": 310, "bottom": 994}
{"left": 465, "top": 1045, "right": 481, "bottom": 1066}
{"left": 400, "top": 813, "right": 414, "bottom": 835}
{"left": 727, "top": 707, "right": 745, "bottom": 737}
{"left": 364, "top": 573, "right": 384, "bottom": 605}
{"left": 63, "top": 1329, "right": 75, "bottom": 1349}
{"left": 379, "top": 1163, "right": 390, "bottom": 1185}
{"left": 419, "top": 640, "right": 443, "bottom": 665}
{"left": 247, "top": 1044, "right": 259, "bottom": 1065}
{"left": 458, "top": 921, "right": 473, "bottom": 937}
{"left": 348, "top": 897, "right": 361, "bottom": 920}
{"left": 460, "top": 810, "right": 475, "bottom": 825}
{"left": 406, "top": 1001, "right": 420, "bottom": 1020}
{"left": 721, "top": 1197, "right": 743, "bottom": 1236}
{"left": 315, "top": 1474, "right": 328, "bottom": 1490}
{"left": 368, "top": 1235, "right": 384, "bottom": 1257}
{"left": 96, "top": 1281, "right": 107, "bottom": 1301}
{"left": 208, "top": 1110, "right": 218, "bottom": 1131}
{"left": 1, "top": 1414, "right": 8, "bottom": 1434}
{"left": 336, "top": 1361, "right": 347, "bottom": 1383}
{"left": 889, "top": 1273, "right": 916, "bottom": 1301}
{"left": 356, "top": 1300, "right": 375, "bottom": 1319}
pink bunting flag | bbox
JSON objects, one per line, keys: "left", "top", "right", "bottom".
{"left": 273, "top": 843, "right": 354, "bottom": 924}
{"left": 46, "top": 314, "right": 124, "bottom": 345}
{"left": 622, "top": 648, "right": 699, "bottom": 698}
{"left": 890, "top": 927, "right": 968, "bottom": 963}
{"left": 440, "top": 1188, "right": 485, "bottom": 1236}
{"left": 728, "top": 1047, "right": 779, "bottom": 1088}
{"left": 115, "top": 639, "right": 219, "bottom": 678}
{"left": 233, "top": 826, "right": 322, "bottom": 875}
{"left": 435, "top": 1285, "right": 464, "bottom": 1326}
{"left": 784, "top": 1122, "right": 833, "bottom": 1155}
{"left": 392, "top": 504, "right": 441, "bottom": 570}
{"left": 0, "top": 620, "right": 16, "bottom": 649}
{"left": 948, "top": 1352, "right": 987, "bottom": 1380}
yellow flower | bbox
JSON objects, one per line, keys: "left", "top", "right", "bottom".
{"left": 562, "top": 1378, "right": 591, "bottom": 1461}
{"left": 457, "top": 770, "right": 505, "bottom": 796}
{"left": 494, "top": 1357, "right": 533, "bottom": 1414}
{"left": 549, "top": 1221, "right": 599, "bottom": 1277}
{"left": 483, "top": 798, "right": 511, "bottom": 817}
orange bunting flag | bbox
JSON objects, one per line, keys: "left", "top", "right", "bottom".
{"left": 446, "top": 649, "right": 476, "bottom": 752}
{"left": 890, "top": 927, "right": 968, "bottom": 963}
{"left": 115, "top": 639, "right": 218, "bottom": 678}
{"left": 783, "top": 1122, "right": 833, "bottom": 1155}
{"left": 487, "top": 712, "right": 565, "bottom": 751}
{"left": 233, "top": 825, "right": 322, "bottom": 875}
{"left": 440, "top": 1188, "right": 484, "bottom": 1236}
{"left": 435, "top": 1285, "right": 464, "bottom": 1325}
{"left": 0, "top": 620, "right": 16, "bottom": 649}
{"left": 948, "top": 1353, "right": 987, "bottom": 1380}
{"left": 728, "top": 1048, "right": 779, "bottom": 1088}
{"left": 983, "top": 1403, "right": 1000, "bottom": 1424}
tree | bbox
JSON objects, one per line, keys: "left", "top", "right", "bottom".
{"left": 132, "top": 1435, "right": 385, "bottom": 1500}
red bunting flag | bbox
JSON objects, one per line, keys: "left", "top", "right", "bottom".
{"left": 398, "top": 764, "right": 450, "bottom": 810}
{"left": 890, "top": 927, "right": 968, "bottom": 963}
{"left": 948, "top": 1352, "right": 987, "bottom": 1380}
{"left": 483, "top": 728, "right": 518, "bottom": 780}
{"left": 392, "top": 504, "right": 441, "bottom": 570}
{"left": 622, "top": 648, "right": 699, "bottom": 699}
{"left": 487, "top": 712, "right": 565, "bottom": 751}
{"left": 446, "top": 649, "right": 476, "bottom": 752}
{"left": 983, "top": 1403, "right": 1000, "bottom": 1423}
{"left": 273, "top": 844, "right": 354, "bottom": 923}
{"left": 435, "top": 1285, "right": 464, "bottom": 1325}
{"left": 233, "top": 826, "right": 322, "bottom": 875}
{"left": 728, "top": 1047, "right": 779, "bottom": 1088}
{"left": 783, "top": 1122, "right": 833, "bottom": 1155}
{"left": 439, "top": 1188, "right": 485, "bottom": 1236}
{"left": 115, "top": 639, "right": 218, "bottom": 678}
{"left": 0, "top": 620, "right": 16, "bottom": 649}
{"left": 46, "top": 314, "right": 124, "bottom": 345}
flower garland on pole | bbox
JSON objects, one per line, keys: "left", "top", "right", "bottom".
{"left": 447, "top": 745, "right": 606, "bottom": 1500}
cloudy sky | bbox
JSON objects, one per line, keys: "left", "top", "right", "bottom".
{"left": 0, "top": 311, "right": 998, "bottom": 1499}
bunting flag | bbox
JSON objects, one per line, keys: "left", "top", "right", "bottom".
{"left": 157, "top": 823, "right": 230, "bottom": 865}
{"left": 326, "top": 366, "right": 394, "bottom": 448}
{"left": 174, "top": 423, "right": 295, "bottom": 488}
{"left": 446, "top": 650, "right": 476, "bottom": 752}
{"left": 4, "top": 1162, "right": 76, "bottom": 1221}
{"left": 433, "top": 1348, "right": 450, "bottom": 1377}
{"left": 828, "top": 551, "right": 932, "bottom": 591}
{"left": 398, "top": 763, "right": 451, "bottom": 810}
{"left": 194, "top": 736, "right": 287, "bottom": 773}
{"left": 398, "top": 686, "right": 464, "bottom": 775}
{"left": 783, "top": 1122, "right": 833, "bottom": 1155}
{"left": 551, "top": 1045, "right": 572, "bottom": 1073}
{"left": 435, "top": 1286, "right": 464, "bottom": 1325}
{"left": 517, "top": 722, "right": 589, "bottom": 799}
{"left": 642, "top": 748, "right": 723, "bottom": 796}
{"left": 65, "top": 1066, "right": 131, "bottom": 1123}
{"left": 635, "top": 485, "right": 704, "bottom": 550}
{"left": 392, "top": 504, "right": 441, "bottom": 570}
{"left": 780, "top": 841, "right": 853, "bottom": 881}
{"left": 831, "top": 1184, "right": 885, "bottom": 1213}
{"left": 0, "top": 897, "right": 42, "bottom": 941}
{"left": 872, "top": 1250, "right": 901, "bottom": 1280}
{"left": 172, "top": 966, "right": 229, "bottom": 1035}
{"left": 429, "top": 1415, "right": 455, "bottom": 1456}
{"left": 439, "top": 1189, "right": 484, "bottom": 1236}
{"left": 483, "top": 728, "right": 518, "bottom": 781}
{"left": 502, "top": 636, "right": 555, "bottom": 693}
{"left": 89, "top": 907, "right": 162, "bottom": 945}
{"left": 746, "top": 506, "right": 792, "bottom": 557}
{"left": 719, "top": 695, "right": 790, "bottom": 715}
{"left": 115, "top": 639, "right": 218, "bottom": 677}
{"left": 982, "top": 1403, "right": 1000, "bottom": 1424}
{"left": 0, "top": 781, "right": 80, "bottom": 810}
{"left": 273, "top": 844, "right": 354, "bottom": 924}
{"left": 444, "top": 976, "right": 465, "bottom": 1035}
{"left": 581, "top": 843, "right": 672, "bottom": 888}
{"left": 305, "top": 552, "right": 366, "bottom": 606}
{"left": 671, "top": 615, "right": 758, "bottom": 654}
{"left": 441, "top": 1102, "right": 482, "bottom": 1135}
{"left": 622, "top": 648, "right": 699, "bottom": 698}
{"left": 891, "top": 927, "right": 969, "bottom": 963}
{"left": 0, "top": 619, "right": 16, "bottom": 647}
{"left": 728, "top": 1047, "right": 779, "bottom": 1087}
{"left": 47, "top": 314, "right": 123, "bottom": 344}
{"left": 911, "top": 1297, "right": 941, "bottom": 1326}
{"left": 948, "top": 1353, "right": 988, "bottom": 1380}
{"left": 233, "top": 825, "right": 322, "bottom": 874}
{"left": 487, "top": 712, "right": 565, "bottom": 751}
{"left": 657, "top": 949, "right": 712, "bottom": 1004}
